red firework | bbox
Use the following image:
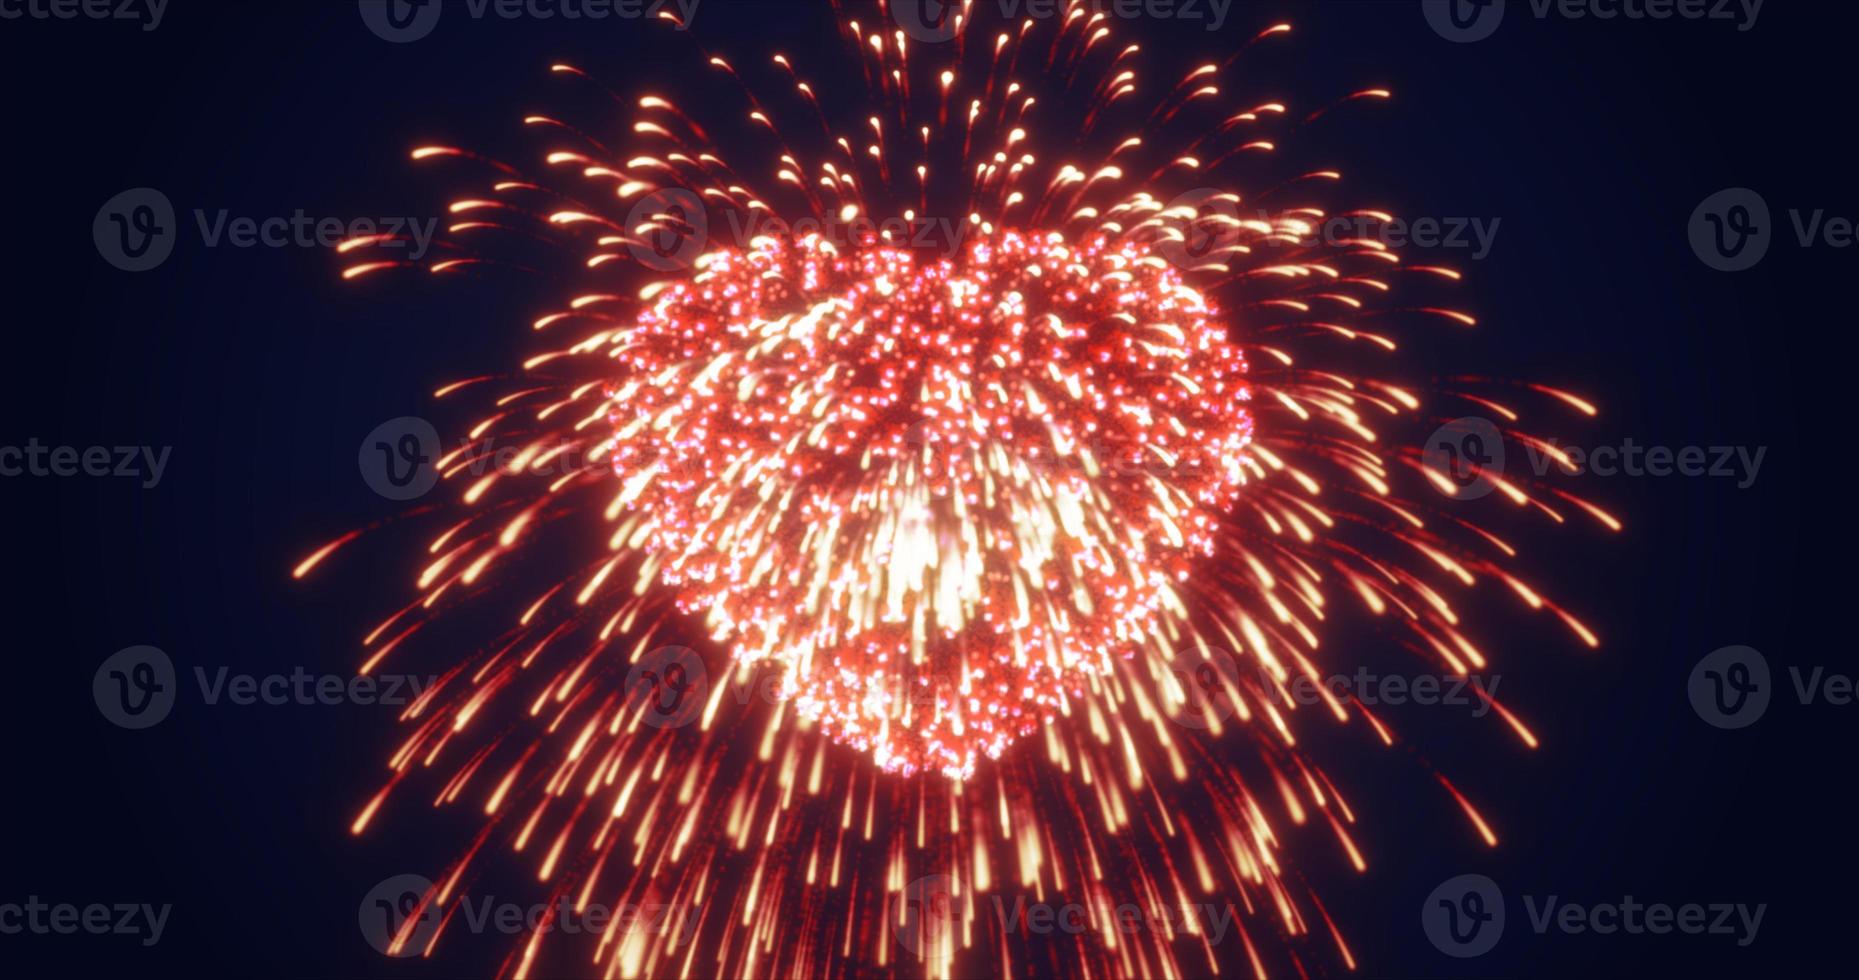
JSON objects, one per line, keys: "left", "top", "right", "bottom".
{"left": 299, "top": 3, "right": 1616, "bottom": 978}
{"left": 610, "top": 229, "right": 1254, "bottom": 779}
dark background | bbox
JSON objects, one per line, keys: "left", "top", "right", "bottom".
{"left": 0, "top": 0, "right": 1844, "bottom": 976}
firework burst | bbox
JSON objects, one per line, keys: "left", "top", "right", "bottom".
{"left": 301, "top": 3, "right": 1617, "bottom": 977}
{"left": 609, "top": 227, "right": 1253, "bottom": 780}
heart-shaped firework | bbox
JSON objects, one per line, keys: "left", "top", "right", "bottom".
{"left": 607, "top": 228, "right": 1253, "bottom": 777}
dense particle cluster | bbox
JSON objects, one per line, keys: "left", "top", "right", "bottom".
{"left": 606, "top": 229, "right": 1254, "bottom": 776}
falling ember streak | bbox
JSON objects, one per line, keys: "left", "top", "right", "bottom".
{"left": 292, "top": 530, "right": 360, "bottom": 579}
{"left": 301, "top": 5, "right": 1612, "bottom": 978}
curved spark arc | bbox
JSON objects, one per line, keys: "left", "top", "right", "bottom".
{"left": 301, "top": 3, "right": 1617, "bottom": 978}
